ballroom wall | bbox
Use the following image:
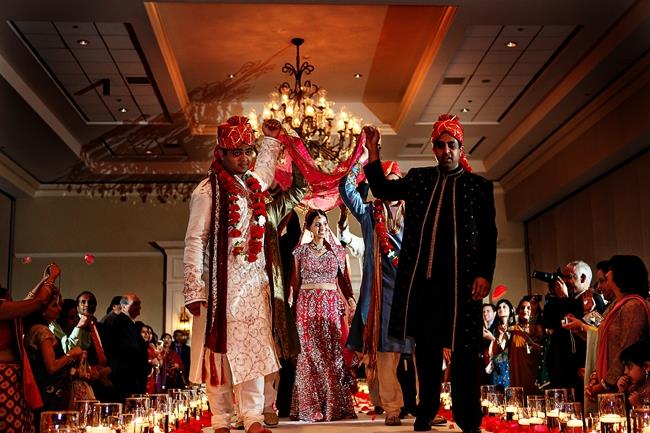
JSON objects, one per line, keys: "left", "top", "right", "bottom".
{"left": 527, "top": 148, "right": 650, "bottom": 295}
{"left": 8, "top": 176, "right": 528, "bottom": 334}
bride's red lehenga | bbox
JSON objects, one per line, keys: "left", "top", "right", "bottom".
{"left": 289, "top": 242, "right": 357, "bottom": 422}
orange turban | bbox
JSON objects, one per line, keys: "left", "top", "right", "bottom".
{"left": 430, "top": 113, "right": 472, "bottom": 172}
{"left": 216, "top": 116, "right": 255, "bottom": 150}
{"left": 430, "top": 113, "right": 463, "bottom": 145}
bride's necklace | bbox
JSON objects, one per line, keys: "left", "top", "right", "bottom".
{"left": 309, "top": 241, "right": 325, "bottom": 252}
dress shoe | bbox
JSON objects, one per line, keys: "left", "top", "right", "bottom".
{"left": 413, "top": 416, "right": 432, "bottom": 431}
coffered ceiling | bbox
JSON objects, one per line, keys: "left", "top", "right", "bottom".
{"left": 0, "top": 0, "right": 648, "bottom": 219}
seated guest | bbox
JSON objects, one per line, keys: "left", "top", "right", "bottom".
{"left": 586, "top": 255, "right": 650, "bottom": 400}
{"left": 616, "top": 339, "right": 650, "bottom": 408}
{"left": 0, "top": 267, "right": 55, "bottom": 432}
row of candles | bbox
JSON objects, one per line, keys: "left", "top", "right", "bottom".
{"left": 40, "top": 387, "right": 209, "bottom": 433}
{"left": 476, "top": 385, "right": 650, "bottom": 433}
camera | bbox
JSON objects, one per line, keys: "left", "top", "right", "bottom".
{"left": 531, "top": 268, "right": 562, "bottom": 284}
{"left": 561, "top": 317, "right": 569, "bottom": 325}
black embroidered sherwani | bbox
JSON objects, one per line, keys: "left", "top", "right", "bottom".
{"left": 365, "top": 160, "right": 497, "bottom": 432}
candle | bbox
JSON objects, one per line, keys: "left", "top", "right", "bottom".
{"left": 529, "top": 417, "right": 544, "bottom": 425}
{"left": 642, "top": 427, "right": 650, "bottom": 433}
{"left": 600, "top": 415, "right": 622, "bottom": 423}
{"left": 519, "top": 418, "right": 531, "bottom": 426}
{"left": 86, "top": 427, "right": 115, "bottom": 433}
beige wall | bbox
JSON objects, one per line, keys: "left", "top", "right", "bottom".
{"left": 527, "top": 149, "right": 650, "bottom": 294}
{"left": 11, "top": 194, "right": 190, "bottom": 333}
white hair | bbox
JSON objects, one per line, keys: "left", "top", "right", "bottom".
{"left": 570, "top": 260, "right": 592, "bottom": 288}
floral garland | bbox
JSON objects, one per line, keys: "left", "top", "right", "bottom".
{"left": 216, "top": 168, "right": 268, "bottom": 262}
{"left": 373, "top": 200, "right": 399, "bottom": 267}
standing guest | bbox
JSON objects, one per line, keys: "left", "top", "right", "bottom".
{"left": 172, "top": 330, "right": 190, "bottom": 385}
{"left": 509, "top": 298, "right": 544, "bottom": 396}
{"left": 25, "top": 291, "right": 85, "bottom": 412}
{"left": 523, "top": 294, "right": 543, "bottom": 325}
{"left": 363, "top": 114, "right": 497, "bottom": 432}
{"left": 184, "top": 117, "right": 283, "bottom": 433}
{"left": 481, "top": 303, "right": 497, "bottom": 385}
{"left": 0, "top": 267, "right": 56, "bottom": 433}
{"left": 289, "top": 209, "right": 357, "bottom": 422}
{"left": 586, "top": 255, "right": 650, "bottom": 400}
{"left": 160, "top": 333, "right": 185, "bottom": 389}
{"left": 138, "top": 322, "right": 161, "bottom": 394}
{"left": 99, "top": 296, "right": 122, "bottom": 323}
{"left": 339, "top": 157, "right": 414, "bottom": 426}
{"left": 101, "top": 293, "right": 150, "bottom": 402}
{"left": 489, "top": 299, "right": 516, "bottom": 390}
{"left": 52, "top": 299, "right": 79, "bottom": 341}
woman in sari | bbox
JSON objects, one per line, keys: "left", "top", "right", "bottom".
{"left": 586, "top": 255, "right": 650, "bottom": 400}
{"left": 0, "top": 267, "right": 55, "bottom": 433}
{"left": 489, "top": 299, "right": 516, "bottom": 390}
{"left": 289, "top": 209, "right": 357, "bottom": 422}
{"left": 508, "top": 298, "right": 544, "bottom": 396}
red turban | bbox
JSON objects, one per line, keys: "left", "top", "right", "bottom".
{"left": 216, "top": 115, "right": 255, "bottom": 150}
{"left": 382, "top": 160, "right": 402, "bottom": 177}
{"left": 430, "top": 113, "right": 463, "bottom": 145}
{"left": 430, "top": 113, "right": 472, "bottom": 173}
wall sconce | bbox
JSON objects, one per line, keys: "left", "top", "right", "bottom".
{"left": 178, "top": 307, "right": 191, "bottom": 334}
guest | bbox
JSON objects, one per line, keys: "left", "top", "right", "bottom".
{"left": 289, "top": 209, "right": 357, "bottom": 422}
{"left": 509, "top": 298, "right": 544, "bottom": 396}
{"left": 616, "top": 339, "right": 650, "bottom": 408}
{"left": 0, "top": 268, "right": 55, "bottom": 433}
{"left": 172, "top": 329, "right": 190, "bottom": 384}
{"left": 586, "top": 255, "right": 650, "bottom": 400}
{"left": 138, "top": 322, "right": 161, "bottom": 394}
{"left": 99, "top": 295, "right": 122, "bottom": 323}
{"left": 101, "top": 293, "right": 150, "bottom": 402}
{"left": 489, "top": 299, "right": 515, "bottom": 390}
{"left": 24, "top": 291, "right": 85, "bottom": 411}
{"left": 160, "top": 333, "right": 185, "bottom": 390}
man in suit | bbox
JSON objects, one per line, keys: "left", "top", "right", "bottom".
{"left": 173, "top": 329, "right": 190, "bottom": 385}
{"left": 363, "top": 114, "right": 498, "bottom": 432}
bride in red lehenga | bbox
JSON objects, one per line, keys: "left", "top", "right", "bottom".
{"left": 288, "top": 209, "right": 357, "bottom": 422}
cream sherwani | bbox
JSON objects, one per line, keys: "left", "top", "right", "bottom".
{"left": 183, "top": 136, "right": 281, "bottom": 430}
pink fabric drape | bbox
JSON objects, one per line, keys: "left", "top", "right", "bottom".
{"left": 274, "top": 133, "right": 366, "bottom": 211}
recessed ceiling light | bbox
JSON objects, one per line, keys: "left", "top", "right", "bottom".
{"left": 505, "top": 41, "right": 518, "bottom": 48}
{"left": 145, "top": 150, "right": 152, "bottom": 154}
{"left": 228, "top": 73, "right": 235, "bottom": 79}
{"left": 460, "top": 108, "right": 470, "bottom": 113}
{"left": 118, "top": 107, "right": 128, "bottom": 113}
{"left": 77, "top": 39, "right": 90, "bottom": 46}
{"left": 354, "top": 73, "right": 363, "bottom": 79}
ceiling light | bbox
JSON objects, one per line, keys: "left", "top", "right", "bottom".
{"left": 228, "top": 73, "right": 235, "bottom": 79}
{"left": 354, "top": 73, "right": 362, "bottom": 79}
{"left": 145, "top": 150, "right": 152, "bottom": 154}
{"left": 247, "top": 37, "right": 362, "bottom": 171}
{"left": 460, "top": 108, "right": 470, "bottom": 113}
{"left": 505, "top": 41, "right": 518, "bottom": 48}
{"left": 118, "top": 107, "right": 128, "bottom": 113}
{"left": 77, "top": 39, "right": 90, "bottom": 46}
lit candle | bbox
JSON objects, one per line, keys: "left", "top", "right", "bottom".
{"left": 529, "top": 417, "right": 544, "bottom": 425}
{"left": 305, "top": 105, "right": 315, "bottom": 117}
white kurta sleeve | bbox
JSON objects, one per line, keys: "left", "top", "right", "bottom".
{"left": 183, "top": 178, "right": 211, "bottom": 305}
{"left": 251, "top": 136, "right": 282, "bottom": 191}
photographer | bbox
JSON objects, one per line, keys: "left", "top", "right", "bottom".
{"left": 540, "top": 261, "right": 590, "bottom": 402}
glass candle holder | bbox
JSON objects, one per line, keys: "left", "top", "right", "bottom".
{"left": 91, "top": 403, "right": 123, "bottom": 428}
{"left": 482, "top": 385, "right": 498, "bottom": 416}
{"left": 598, "top": 393, "right": 627, "bottom": 433}
{"left": 73, "top": 399, "right": 99, "bottom": 429}
{"left": 546, "top": 389, "right": 570, "bottom": 431}
{"left": 528, "top": 395, "right": 547, "bottom": 424}
{"left": 505, "top": 387, "right": 525, "bottom": 421}
{"left": 631, "top": 408, "right": 650, "bottom": 433}
{"left": 40, "top": 411, "right": 80, "bottom": 433}
{"left": 561, "top": 402, "right": 584, "bottom": 433}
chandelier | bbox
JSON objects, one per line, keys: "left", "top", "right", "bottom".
{"left": 248, "top": 38, "right": 362, "bottom": 171}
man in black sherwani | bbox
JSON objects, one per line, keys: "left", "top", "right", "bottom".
{"left": 363, "top": 114, "right": 498, "bottom": 432}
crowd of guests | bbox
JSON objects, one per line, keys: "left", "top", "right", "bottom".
{"left": 0, "top": 270, "right": 192, "bottom": 432}
{"left": 480, "top": 257, "right": 650, "bottom": 411}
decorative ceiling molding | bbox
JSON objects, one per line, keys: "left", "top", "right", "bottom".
{"left": 0, "top": 151, "right": 40, "bottom": 197}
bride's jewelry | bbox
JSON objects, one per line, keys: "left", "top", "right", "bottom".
{"left": 309, "top": 242, "right": 325, "bottom": 251}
